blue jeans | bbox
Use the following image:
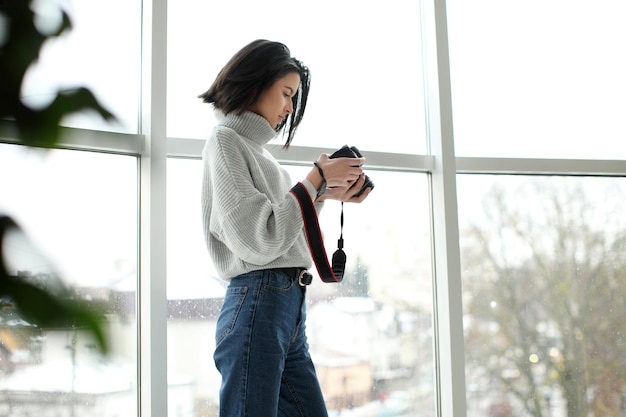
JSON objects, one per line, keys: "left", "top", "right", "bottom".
{"left": 214, "top": 269, "right": 328, "bottom": 417}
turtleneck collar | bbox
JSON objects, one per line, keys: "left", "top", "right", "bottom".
{"left": 215, "top": 110, "right": 279, "bottom": 146}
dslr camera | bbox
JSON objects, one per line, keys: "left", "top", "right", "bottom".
{"left": 329, "top": 145, "right": 374, "bottom": 197}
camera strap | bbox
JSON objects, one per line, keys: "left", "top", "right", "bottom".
{"left": 290, "top": 182, "right": 345, "bottom": 283}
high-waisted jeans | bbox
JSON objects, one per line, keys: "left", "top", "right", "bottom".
{"left": 214, "top": 269, "right": 328, "bottom": 417}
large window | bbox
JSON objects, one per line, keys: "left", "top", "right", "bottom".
{"left": 458, "top": 175, "right": 626, "bottom": 417}
{"left": 446, "top": 0, "right": 626, "bottom": 415}
{"left": 167, "top": 0, "right": 427, "bottom": 155}
{"left": 166, "top": 160, "right": 435, "bottom": 415}
{"left": 0, "top": 144, "right": 138, "bottom": 416}
{"left": 447, "top": 0, "right": 626, "bottom": 159}
{"left": 2, "top": 0, "right": 626, "bottom": 416}
{"left": 21, "top": 0, "right": 142, "bottom": 133}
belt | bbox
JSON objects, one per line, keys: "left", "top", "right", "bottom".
{"left": 276, "top": 267, "right": 313, "bottom": 286}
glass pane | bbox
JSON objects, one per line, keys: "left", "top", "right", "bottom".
{"left": 447, "top": 0, "right": 626, "bottom": 159}
{"left": 0, "top": 144, "right": 138, "bottom": 416}
{"left": 166, "top": 158, "right": 435, "bottom": 415}
{"left": 458, "top": 175, "right": 626, "bottom": 417}
{"left": 167, "top": 0, "right": 426, "bottom": 154}
{"left": 20, "top": 0, "right": 141, "bottom": 133}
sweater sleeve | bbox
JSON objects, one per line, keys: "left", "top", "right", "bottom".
{"left": 202, "top": 129, "right": 309, "bottom": 266}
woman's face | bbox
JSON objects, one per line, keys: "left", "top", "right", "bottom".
{"left": 251, "top": 71, "right": 300, "bottom": 129}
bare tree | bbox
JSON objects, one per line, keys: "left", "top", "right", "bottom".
{"left": 461, "top": 176, "right": 626, "bottom": 417}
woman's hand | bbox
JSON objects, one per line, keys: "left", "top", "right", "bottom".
{"left": 316, "top": 173, "right": 372, "bottom": 203}
{"left": 304, "top": 153, "right": 366, "bottom": 195}
{"left": 316, "top": 154, "right": 364, "bottom": 187}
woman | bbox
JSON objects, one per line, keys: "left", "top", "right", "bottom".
{"left": 199, "top": 39, "right": 372, "bottom": 417}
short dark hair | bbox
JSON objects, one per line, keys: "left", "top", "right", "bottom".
{"left": 199, "top": 39, "right": 311, "bottom": 148}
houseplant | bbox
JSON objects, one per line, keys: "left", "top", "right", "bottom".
{"left": 0, "top": 0, "right": 117, "bottom": 353}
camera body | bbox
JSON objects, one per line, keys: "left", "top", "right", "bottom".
{"left": 329, "top": 145, "right": 374, "bottom": 197}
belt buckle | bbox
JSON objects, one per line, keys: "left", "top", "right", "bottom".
{"left": 298, "top": 269, "right": 313, "bottom": 286}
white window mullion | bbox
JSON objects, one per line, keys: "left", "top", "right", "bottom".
{"left": 139, "top": 0, "right": 168, "bottom": 416}
{"left": 420, "top": 0, "right": 467, "bottom": 415}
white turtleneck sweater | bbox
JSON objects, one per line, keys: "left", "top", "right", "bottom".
{"left": 201, "top": 110, "right": 323, "bottom": 280}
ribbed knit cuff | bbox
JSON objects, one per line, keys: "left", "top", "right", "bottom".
{"left": 301, "top": 179, "right": 324, "bottom": 210}
{"left": 301, "top": 179, "right": 318, "bottom": 200}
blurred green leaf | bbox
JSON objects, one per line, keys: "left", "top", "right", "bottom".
{"left": 0, "top": 275, "right": 109, "bottom": 353}
{"left": 0, "top": 0, "right": 116, "bottom": 148}
{"left": 1, "top": 216, "right": 109, "bottom": 355}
